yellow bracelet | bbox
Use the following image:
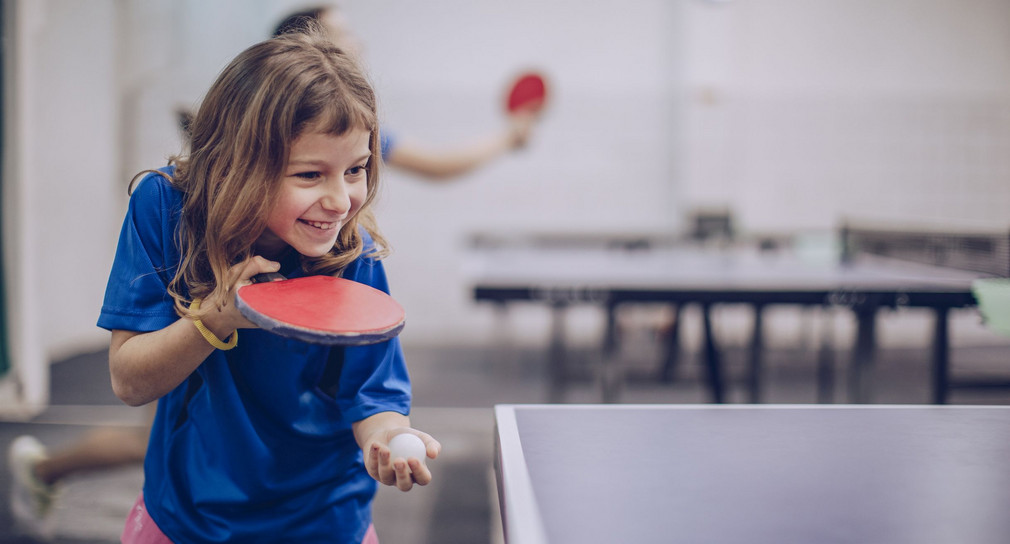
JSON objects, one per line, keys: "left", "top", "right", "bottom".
{"left": 190, "top": 299, "right": 238, "bottom": 350}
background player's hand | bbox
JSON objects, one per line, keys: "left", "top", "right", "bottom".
{"left": 364, "top": 428, "right": 441, "bottom": 491}
{"left": 506, "top": 110, "right": 538, "bottom": 149}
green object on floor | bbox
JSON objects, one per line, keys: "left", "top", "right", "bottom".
{"left": 973, "top": 278, "right": 1010, "bottom": 337}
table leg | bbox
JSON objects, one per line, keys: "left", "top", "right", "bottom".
{"left": 850, "top": 306, "right": 877, "bottom": 404}
{"left": 932, "top": 306, "right": 950, "bottom": 405}
{"left": 659, "top": 304, "right": 682, "bottom": 382}
{"left": 491, "top": 301, "right": 514, "bottom": 379}
{"left": 600, "top": 300, "right": 622, "bottom": 403}
{"left": 816, "top": 307, "right": 835, "bottom": 404}
{"left": 748, "top": 304, "right": 764, "bottom": 403}
{"left": 548, "top": 302, "right": 568, "bottom": 403}
{"left": 702, "top": 303, "right": 725, "bottom": 403}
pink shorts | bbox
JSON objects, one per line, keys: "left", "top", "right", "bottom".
{"left": 121, "top": 494, "right": 172, "bottom": 544}
{"left": 122, "top": 493, "right": 379, "bottom": 544}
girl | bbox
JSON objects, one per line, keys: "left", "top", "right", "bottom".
{"left": 98, "top": 28, "right": 438, "bottom": 543}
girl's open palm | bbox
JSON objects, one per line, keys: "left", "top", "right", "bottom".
{"left": 364, "top": 428, "right": 440, "bottom": 492}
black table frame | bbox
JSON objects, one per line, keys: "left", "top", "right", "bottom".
{"left": 475, "top": 284, "right": 977, "bottom": 404}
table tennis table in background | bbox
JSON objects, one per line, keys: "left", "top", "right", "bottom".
{"left": 467, "top": 226, "right": 1006, "bottom": 404}
{"left": 494, "top": 404, "right": 1010, "bottom": 544}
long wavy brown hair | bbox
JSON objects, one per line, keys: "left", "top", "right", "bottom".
{"left": 133, "top": 27, "right": 387, "bottom": 318}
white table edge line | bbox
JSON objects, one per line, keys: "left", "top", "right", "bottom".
{"left": 505, "top": 403, "right": 1010, "bottom": 411}
{"left": 495, "top": 405, "right": 550, "bottom": 544}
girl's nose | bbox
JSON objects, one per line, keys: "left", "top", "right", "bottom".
{"left": 321, "top": 179, "right": 351, "bottom": 214}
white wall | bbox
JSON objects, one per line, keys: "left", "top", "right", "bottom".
{"left": 4, "top": 0, "right": 1009, "bottom": 406}
{"left": 2, "top": 0, "right": 121, "bottom": 411}
{"left": 679, "top": 0, "right": 1010, "bottom": 231}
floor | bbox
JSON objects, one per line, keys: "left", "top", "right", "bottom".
{"left": 3, "top": 325, "right": 1010, "bottom": 543}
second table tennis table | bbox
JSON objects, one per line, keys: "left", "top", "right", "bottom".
{"left": 468, "top": 242, "right": 983, "bottom": 403}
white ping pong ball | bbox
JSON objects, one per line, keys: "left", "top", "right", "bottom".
{"left": 388, "top": 433, "right": 427, "bottom": 464}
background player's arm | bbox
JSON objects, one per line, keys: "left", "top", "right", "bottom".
{"left": 385, "top": 112, "right": 536, "bottom": 180}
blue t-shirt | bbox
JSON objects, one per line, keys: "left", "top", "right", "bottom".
{"left": 98, "top": 169, "right": 411, "bottom": 543}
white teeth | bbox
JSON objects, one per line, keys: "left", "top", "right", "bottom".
{"left": 303, "top": 220, "right": 336, "bottom": 230}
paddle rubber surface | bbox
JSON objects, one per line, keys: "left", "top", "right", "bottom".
{"left": 507, "top": 72, "right": 547, "bottom": 113}
{"left": 236, "top": 275, "right": 405, "bottom": 345}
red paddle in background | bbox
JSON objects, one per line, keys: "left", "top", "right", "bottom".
{"left": 236, "top": 274, "right": 405, "bottom": 345}
{"left": 506, "top": 72, "right": 548, "bottom": 114}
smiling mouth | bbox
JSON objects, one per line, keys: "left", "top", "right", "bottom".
{"left": 300, "top": 219, "right": 338, "bottom": 230}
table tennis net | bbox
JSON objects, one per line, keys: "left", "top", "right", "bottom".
{"left": 841, "top": 225, "right": 1010, "bottom": 278}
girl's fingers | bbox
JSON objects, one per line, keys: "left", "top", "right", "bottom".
{"left": 366, "top": 443, "right": 382, "bottom": 479}
{"left": 406, "top": 431, "right": 440, "bottom": 460}
{"left": 236, "top": 256, "right": 281, "bottom": 285}
{"left": 376, "top": 448, "right": 396, "bottom": 486}
{"left": 394, "top": 459, "right": 414, "bottom": 491}
{"left": 408, "top": 459, "right": 431, "bottom": 486}
{"left": 204, "top": 256, "right": 282, "bottom": 330}
{"left": 423, "top": 438, "right": 442, "bottom": 460}
{"left": 367, "top": 443, "right": 397, "bottom": 486}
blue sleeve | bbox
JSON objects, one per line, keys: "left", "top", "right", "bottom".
{"left": 380, "top": 128, "right": 396, "bottom": 163}
{"left": 96, "top": 170, "right": 183, "bottom": 332}
{"left": 336, "top": 238, "right": 411, "bottom": 421}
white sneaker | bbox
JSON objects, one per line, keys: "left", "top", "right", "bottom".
{"left": 7, "top": 435, "right": 58, "bottom": 539}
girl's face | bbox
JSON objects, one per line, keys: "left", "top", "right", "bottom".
{"left": 255, "top": 127, "right": 371, "bottom": 260}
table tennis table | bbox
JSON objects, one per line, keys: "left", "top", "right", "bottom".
{"left": 468, "top": 240, "right": 985, "bottom": 404}
{"left": 494, "top": 404, "right": 1010, "bottom": 544}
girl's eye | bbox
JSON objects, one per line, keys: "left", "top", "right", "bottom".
{"left": 347, "top": 165, "right": 367, "bottom": 177}
{"left": 294, "top": 171, "right": 322, "bottom": 180}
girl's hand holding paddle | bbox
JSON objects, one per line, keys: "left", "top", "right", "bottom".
{"left": 191, "top": 256, "right": 282, "bottom": 335}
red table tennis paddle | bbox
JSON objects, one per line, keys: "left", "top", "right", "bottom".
{"left": 506, "top": 72, "right": 548, "bottom": 114}
{"left": 235, "top": 274, "right": 405, "bottom": 345}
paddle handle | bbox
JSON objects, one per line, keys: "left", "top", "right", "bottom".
{"left": 251, "top": 272, "right": 287, "bottom": 284}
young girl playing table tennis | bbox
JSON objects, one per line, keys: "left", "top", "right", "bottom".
{"left": 98, "top": 28, "right": 438, "bottom": 543}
